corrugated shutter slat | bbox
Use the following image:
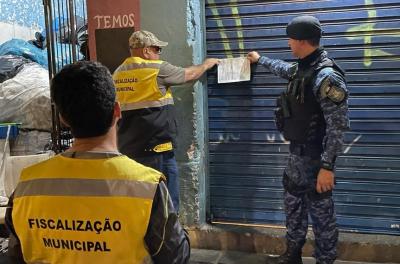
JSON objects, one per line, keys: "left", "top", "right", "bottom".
{"left": 206, "top": 0, "right": 400, "bottom": 234}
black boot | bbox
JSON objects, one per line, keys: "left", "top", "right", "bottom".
{"left": 277, "top": 241, "right": 303, "bottom": 264}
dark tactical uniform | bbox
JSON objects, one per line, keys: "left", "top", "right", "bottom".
{"left": 258, "top": 47, "right": 349, "bottom": 264}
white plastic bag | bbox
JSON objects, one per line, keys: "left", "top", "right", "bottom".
{"left": 4, "top": 152, "right": 53, "bottom": 198}
{"left": 0, "top": 63, "right": 51, "bottom": 131}
{"left": 0, "top": 126, "right": 11, "bottom": 204}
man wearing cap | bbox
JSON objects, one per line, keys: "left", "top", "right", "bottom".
{"left": 113, "top": 30, "right": 219, "bottom": 212}
{"left": 247, "top": 16, "right": 349, "bottom": 264}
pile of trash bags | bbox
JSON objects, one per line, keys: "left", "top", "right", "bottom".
{"left": 0, "top": 38, "right": 83, "bottom": 70}
{"left": 0, "top": 53, "right": 52, "bottom": 156}
{"left": 0, "top": 40, "right": 52, "bottom": 157}
{"left": 0, "top": 39, "right": 48, "bottom": 68}
{"left": 0, "top": 56, "right": 52, "bottom": 210}
{"left": 0, "top": 16, "right": 88, "bottom": 156}
{"left": 0, "top": 58, "right": 51, "bottom": 131}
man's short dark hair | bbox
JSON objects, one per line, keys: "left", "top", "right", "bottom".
{"left": 51, "top": 61, "right": 115, "bottom": 138}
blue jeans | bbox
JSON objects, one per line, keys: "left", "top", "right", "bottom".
{"left": 135, "top": 151, "right": 180, "bottom": 212}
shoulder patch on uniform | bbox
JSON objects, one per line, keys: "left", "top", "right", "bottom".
{"left": 320, "top": 77, "right": 346, "bottom": 103}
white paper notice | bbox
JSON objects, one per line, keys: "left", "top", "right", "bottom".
{"left": 218, "top": 57, "right": 250, "bottom": 83}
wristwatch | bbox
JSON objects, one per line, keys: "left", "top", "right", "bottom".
{"left": 321, "top": 160, "right": 334, "bottom": 171}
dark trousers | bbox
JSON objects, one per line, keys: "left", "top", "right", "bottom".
{"left": 284, "top": 190, "right": 338, "bottom": 264}
{"left": 283, "top": 150, "right": 338, "bottom": 264}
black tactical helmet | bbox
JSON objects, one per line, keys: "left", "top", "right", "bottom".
{"left": 286, "top": 15, "right": 322, "bottom": 40}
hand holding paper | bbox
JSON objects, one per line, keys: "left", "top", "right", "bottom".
{"left": 217, "top": 57, "right": 250, "bottom": 83}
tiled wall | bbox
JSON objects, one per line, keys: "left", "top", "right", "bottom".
{"left": 0, "top": 0, "right": 44, "bottom": 43}
{"left": 0, "top": 0, "right": 86, "bottom": 44}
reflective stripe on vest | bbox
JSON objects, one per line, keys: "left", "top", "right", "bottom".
{"left": 12, "top": 155, "right": 161, "bottom": 264}
{"left": 113, "top": 57, "right": 174, "bottom": 111}
{"left": 14, "top": 178, "right": 157, "bottom": 199}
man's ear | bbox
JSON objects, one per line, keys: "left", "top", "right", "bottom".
{"left": 143, "top": 47, "right": 151, "bottom": 59}
{"left": 113, "top": 102, "right": 121, "bottom": 123}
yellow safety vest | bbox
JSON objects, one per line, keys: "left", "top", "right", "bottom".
{"left": 113, "top": 57, "right": 176, "bottom": 156}
{"left": 113, "top": 57, "right": 174, "bottom": 111}
{"left": 12, "top": 154, "right": 162, "bottom": 264}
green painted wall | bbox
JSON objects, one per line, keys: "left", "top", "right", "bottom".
{"left": 141, "top": 0, "right": 208, "bottom": 226}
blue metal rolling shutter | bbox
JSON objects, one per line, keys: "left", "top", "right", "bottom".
{"left": 206, "top": 0, "right": 400, "bottom": 235}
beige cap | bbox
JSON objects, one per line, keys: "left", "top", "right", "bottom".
{"left": 129, "top": 30, "right": 168, "bottom": 49}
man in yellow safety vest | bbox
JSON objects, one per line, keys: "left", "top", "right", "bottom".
{"left": 113, "top": 30, "right": 219, "bottom": 212}
{"left": 6, "top": 61, "right": 190, "bottom": 264}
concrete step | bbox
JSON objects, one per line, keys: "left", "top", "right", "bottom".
{"left": 187, "top": 226, "right": 400, "bottom": 263}
{"left": 190, "top": 249, "right": 396, "bottom": 264}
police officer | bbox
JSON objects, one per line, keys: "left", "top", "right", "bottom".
{"left": 247, "top": 16, "right": 350, "bottom": 264}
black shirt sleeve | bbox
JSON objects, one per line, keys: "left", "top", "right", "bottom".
{"left": 5, "top": 193, "right": 26, "bottom": 264}
{"left": 144, "top": 182, "right": 190, "bottom": 264}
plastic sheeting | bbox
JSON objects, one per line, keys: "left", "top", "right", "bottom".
{"left": 4, "top": 152, "right": 53, "bottom": 198}
{"left": 53, "top": 16, "right": 85, "bottom": 44}
{"left": 10, "top": 130, "right": 51, "bottom": 156}
{"left": 0, "top": 63, "right": 51, "bottom": 131}
{"left": 0, "top": 39, "right": 48, "bottom": 67}
{"left": 77, "top": 23, "right": 88, "bottom": 60}
{"left": 0, "top": 55, "right": 30, "bottom": 83}
{"left": 0, "top": 39, "right": 83, "bottom": 68}
{"left": 0, "top": 138, "right": 10, "bottom": 203}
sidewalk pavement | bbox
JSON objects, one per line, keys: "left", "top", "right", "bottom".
{"left": 189, "top": 249, "right": 394, "bottom": 264}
